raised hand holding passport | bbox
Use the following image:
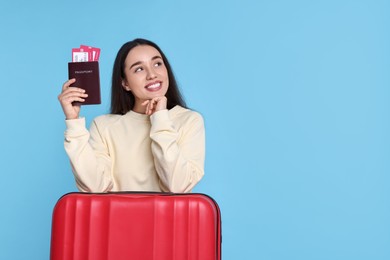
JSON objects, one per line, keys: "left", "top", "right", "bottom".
{"left": 58, "top": 45, "right": 101, "bottom": 120}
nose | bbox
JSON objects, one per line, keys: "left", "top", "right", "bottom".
{"left": 146, "top": 67, "right": 157, "bottom": 80}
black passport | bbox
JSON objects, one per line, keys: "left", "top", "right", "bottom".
{"left": 68, "top": 61, "right": 101, "bottom": 105}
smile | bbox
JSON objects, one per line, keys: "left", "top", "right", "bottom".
{"left": 145, "top": 81, "right": 162, "bottom": 91}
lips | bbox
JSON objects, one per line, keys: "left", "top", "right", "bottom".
{"left": 145, "top": 81, "right": 162, "bottom": 92}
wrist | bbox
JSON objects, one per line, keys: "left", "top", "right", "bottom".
{"left": 65, "top": 115, "right": 79, "bottom": 120}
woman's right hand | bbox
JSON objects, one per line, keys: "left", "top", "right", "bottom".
{"left": 58, "top": 78, "right": 88, "bottom": 120}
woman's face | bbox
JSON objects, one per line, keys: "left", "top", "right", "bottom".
{"left": 122, "top": 45, "right": 169, "bottom": 110}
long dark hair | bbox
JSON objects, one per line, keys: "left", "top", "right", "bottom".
{"left": 110, "top": 38, "right": 187, "bottom": 114}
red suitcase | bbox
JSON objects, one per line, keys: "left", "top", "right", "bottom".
{"left": 50, "top": 192, "right": 221, "bottom": 260}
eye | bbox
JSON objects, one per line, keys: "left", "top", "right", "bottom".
{"left": 134, "top": 67, "right": 143, "bottom": 73}
{"left": 154, "top": 61, "right": 163, "bottom": 67}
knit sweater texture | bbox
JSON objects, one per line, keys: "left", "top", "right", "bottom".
{"left": 64, "top": 106, "right": 205, "bottom": 193}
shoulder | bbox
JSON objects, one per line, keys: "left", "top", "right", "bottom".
{"left": 169, "top": 106, "right": 204, "bottom": 128}
{"left": 169, "top": 106, "right": 204, "bottom": 123}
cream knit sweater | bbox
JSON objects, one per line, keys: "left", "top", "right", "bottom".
{"left": 64, "top": 106, "right": 205, "bottom": 193}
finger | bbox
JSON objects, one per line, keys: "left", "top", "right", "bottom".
{"left": 151, "top": 97, "right": 163, "bottom": 108}
{"left": 67, "top": 96, "right": 86, "bottom": 104}
{"left": 59, "top": 90, "right": 87, "bottom": 100}
{"left": 149, "top": 100, "right": 155, "bottom": 110}
{"left": 69, "top": 97, "right": 86, "bottom": 103}
{"left": 152, "top": 97, "right": 161, "bottom": 106}
{"left": 59, "top": 92, "right": 88, "bottom": 104}
{"left": 59, "top": 96, "right": 86, "bottom": 106}
{"left": 62, "top": 78, "right": 76, "bottom": 91}
{"left": 145, "top": 102, "right": 152, "bottom": 115}
{"left": 148, "top": 101, "right": 156, "bottom": 115}
{"left": 142, "top": 100, "right": 153, "bottom": 115}
{"left": 62, "top": 88, "right": 86, "bottom": 96}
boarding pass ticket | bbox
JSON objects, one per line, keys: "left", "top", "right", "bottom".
{"left": 72, "top": 45, "right": 100, "bottom": 62}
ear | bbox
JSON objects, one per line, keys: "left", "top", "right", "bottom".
{"left": 122, "top": 79, "right": 131, "bottom": 91}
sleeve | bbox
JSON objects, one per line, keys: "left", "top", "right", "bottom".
{"left": 149, "top": 110, "right": 205, "bottom": 193}
{"left": 64, "top": 117, "right": 113, "bottom": 192}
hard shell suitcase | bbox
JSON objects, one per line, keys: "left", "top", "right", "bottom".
{"left": 50, "top": 192, "right": 221, "bottom": 260}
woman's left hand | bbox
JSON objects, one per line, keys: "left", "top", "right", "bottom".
{"left": 142, "top": 96, "right": 167, "bottom": 115}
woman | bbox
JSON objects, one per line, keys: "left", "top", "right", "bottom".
{"left": 58, "top": 38, "right": 205, "bottom": 193}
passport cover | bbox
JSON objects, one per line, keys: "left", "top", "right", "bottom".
{"left": 68, "top": 61, "right": 101, "bottom": 105}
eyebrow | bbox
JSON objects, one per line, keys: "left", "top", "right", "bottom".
{"left": 129, "top": 55, "right": 163, "bottom": 69}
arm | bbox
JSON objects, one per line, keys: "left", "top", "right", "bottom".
{"left": 149, "top": 110, "right": 205, "bottom": 193}
{"left": 64, "top": 117, "right": 113, "bottom": 192}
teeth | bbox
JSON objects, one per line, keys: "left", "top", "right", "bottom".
{"left": 147, "top": 83, "right": 160, "bottom": 89}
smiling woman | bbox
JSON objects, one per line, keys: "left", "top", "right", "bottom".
{"left": 57, "top": 38, "right": 205, "bottom": 193}
{"left": 121, "top": 45, "right": 170, "bottom": 114}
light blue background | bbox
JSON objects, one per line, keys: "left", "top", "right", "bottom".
{"left": 0, "top": 0, "right": 389, "bottom": 259}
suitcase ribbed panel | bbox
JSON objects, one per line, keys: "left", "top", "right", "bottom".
{"left": 50, "top": 193, "right": 221, "bottom": 260}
